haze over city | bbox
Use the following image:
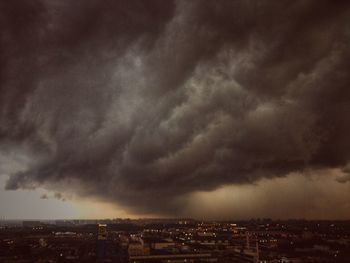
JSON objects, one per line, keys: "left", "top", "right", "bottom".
{"left": 1, "top": 0, "right": 350, "bottom": 221}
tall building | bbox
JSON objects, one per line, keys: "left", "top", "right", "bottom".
{"left": 97, "top": 224, "right": 107, "bottom": 262}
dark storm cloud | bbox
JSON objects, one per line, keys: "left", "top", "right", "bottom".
{"left": 1, "top": 0, "right": 350, "bottom": 215}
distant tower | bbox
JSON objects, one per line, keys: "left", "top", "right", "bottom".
{"left": 97, "top": 224, "right": 107, "bottom": 262}
{"left": 246, "top": 232, "right": 250, "bottom": 250}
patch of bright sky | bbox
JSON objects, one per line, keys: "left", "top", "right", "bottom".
{"left": 0, "top": 175, "right": 130, "bottom": 220}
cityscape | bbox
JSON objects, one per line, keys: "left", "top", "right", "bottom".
{"left": 1, "top": 1, "right": 350, "bottom": 263}
{"left": 1, "top": 219, "right": 350, "bottom": 262}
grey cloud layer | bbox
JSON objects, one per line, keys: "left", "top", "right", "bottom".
{"left": 1, "top": 0, "right": 350, "bottom": 215}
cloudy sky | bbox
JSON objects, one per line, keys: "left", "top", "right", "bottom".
{"left": 1, "top": 0, "right": 350, "bottom": 220}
